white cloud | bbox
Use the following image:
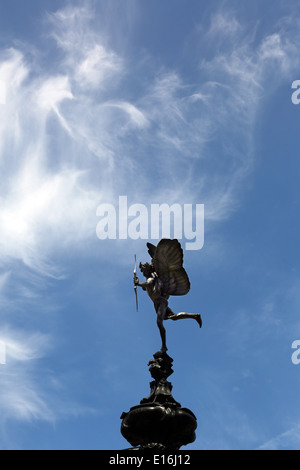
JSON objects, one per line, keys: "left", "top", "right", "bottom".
{"left": 48, "top": 4, "right": 124, "bottom": 90}
{"left": 0, "top": 154, "right": 100, "bottom": 275}
{"left": 208, "top": 12, "right": 241, "bottom": 37}
{"left": 258, "top": 424, "right": 300, "bottom": 450}
{"left": 39, "top": 4, "right": 300, "bottom": 229}
{"left": 102, "top": 101, "right": 149, "bottom": 129}
{"left": 36, "top": 75, "right": 74, "bottom": 134}
{"left": 0, "top": 328, "right": 54, "bottom": 423}
{"left": 0, "top": 4, "right": 295, "bottom": 272}
{"left": 48, "top": 4, "right": 94, "bottom": 53}
{"left": 0, "top": 7, "right": 122, "bottom": 428}
{"left": 0, "top": 272, "right": 11, "bottom": 292}
{"left": 0, "top": 48, "right": 28, "bottom": 94}
{"left": 36, "top": 75, "right": 74, "bottom": 111}
{"left": 75, "top": 44, "right": 123, "bottom": 88}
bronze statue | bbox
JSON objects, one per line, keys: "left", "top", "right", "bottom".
{"left": 134, "top": 239, "right": 202, "bottom": 353}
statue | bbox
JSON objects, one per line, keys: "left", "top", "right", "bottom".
{"left": 121, "top": 238, "right": 200, "bottom": 450}
{"left": 134, "top": 238, "right": 202, "bottom": 353}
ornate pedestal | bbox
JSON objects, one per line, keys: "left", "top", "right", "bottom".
{"left": 121, "top": 351, "right": 197, "bottom": 450}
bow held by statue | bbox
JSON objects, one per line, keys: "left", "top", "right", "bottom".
{"left": 134, "top": 254, "right": 139, "bottom": 312}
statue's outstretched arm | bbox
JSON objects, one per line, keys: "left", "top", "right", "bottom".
{"left": 134, "top": 277, "right": 154, "bottom": 290}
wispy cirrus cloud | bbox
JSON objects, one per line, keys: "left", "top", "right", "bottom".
{"left": 207, "top": 11, "right": 242, "bottom": 37}
{"left": 0, "top": 328, "right": 54, "bottom": 423}
{"left": 48, "top": 4, "right": 124, "bottom": 90}
{"left": 75, "top": 44, "right": 123, "bottom": 89}
{"left": 1, "top": 4, "right": 298, "bottom": 273}
{"left": 258, "top": 424, "right": 300, "bottom": 450}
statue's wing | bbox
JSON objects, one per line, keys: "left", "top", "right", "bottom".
{"left": 152, "top": 239, "right": 190, "bottom": 296}
{"left": 147, "top": 242, "right": 157, "bottom": 260}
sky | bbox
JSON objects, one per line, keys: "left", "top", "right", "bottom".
{"left": 0, "top": 0, "right": 300, "bottom": 450}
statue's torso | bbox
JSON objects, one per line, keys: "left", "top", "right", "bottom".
{"left": 146, "top": 276, "right": 169, "bottom": 306}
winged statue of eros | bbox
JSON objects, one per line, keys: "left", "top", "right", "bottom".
{"left": 134, "top": 239, "right": 202, "bottom": 353}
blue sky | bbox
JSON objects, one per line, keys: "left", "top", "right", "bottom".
{"left": 0, "top": 0, "right": 300, "bottom": 450}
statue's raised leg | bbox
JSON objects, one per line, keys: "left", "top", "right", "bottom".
{"left": 168, "top": 312, "right": 202, "bottom": 328}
